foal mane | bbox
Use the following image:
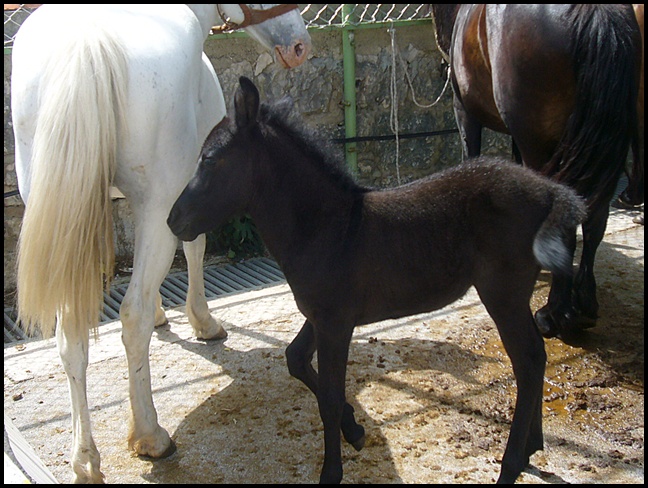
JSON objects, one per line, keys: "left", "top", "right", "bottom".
{"left": 258, "top": 102, "right": 367, "bottom": 194}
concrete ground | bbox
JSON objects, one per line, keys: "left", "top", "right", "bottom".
{"left": 4, "top": 207, "right": 644, "bottom": 484}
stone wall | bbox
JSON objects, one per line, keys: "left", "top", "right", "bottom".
{"left": 3, "top": 24, "right": 510, "bottom": 292}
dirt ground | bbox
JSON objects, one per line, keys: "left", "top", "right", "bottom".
{"left": 4, "top": 207, "right": 644, "bottom": 484}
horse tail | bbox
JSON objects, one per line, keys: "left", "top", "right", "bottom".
{"left": 547, "top": 5, "right": 641, "bottom": 211}
{"left": 533, "top": 186, "right": 587, "bottom": 276}
{"left": 16, "top": 24, "right": 128, "bottom": 339}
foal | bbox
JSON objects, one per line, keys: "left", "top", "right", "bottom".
{"left": 168, "top": 77, "right": 586, "bottom": 483}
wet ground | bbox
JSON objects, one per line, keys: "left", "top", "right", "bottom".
{"left": 4, "top": 207, "right": 644, "bottom": 484}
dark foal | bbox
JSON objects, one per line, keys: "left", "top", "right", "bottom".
{"left": 168, "top": 77, "right": 586, "bottom": 484}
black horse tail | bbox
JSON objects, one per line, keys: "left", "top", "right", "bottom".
{"left": 533, "top": 186, "right": 587, "bottom": 277}
{"left": 547, "top": 5, "right": 641, "bottom": 212}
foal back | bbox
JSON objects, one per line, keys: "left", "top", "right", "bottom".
{"left": 325, "top": 158, "right": 584, "bottom": 326}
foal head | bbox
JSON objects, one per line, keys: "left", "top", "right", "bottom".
{"left": 169, "top": 76, "right": 357, "bottom": 243}
{"left": 168, "top": 77, "right": 265, "bottom": 241}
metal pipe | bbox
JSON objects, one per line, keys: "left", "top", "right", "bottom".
{"left": 342, "top": 4, "right": 358, "bottom": 173}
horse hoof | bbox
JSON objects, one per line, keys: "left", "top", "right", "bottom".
{"left": 534, "top": 309, "right": 558, "bottom": 338}
{"left": 201, "top": 327, "right": 228, "bottom": 341}
{"left": 195, "top": 318, "right": 229, "bottom": 341}
{"left": 611, "top": 196, "right": 638, "bottom": 209}
{"left": 350, "top": 434, "right": 366, "bottom": 451}
{"left": 160, "top": 438, "right": 177, "bottom": 458}
{"left": 137, "top": 439, "right": 177, "bottom": 461}
{"left": 154, "top": 318, "right": 169, "bottom": 328}
{"left": 574, "top": 313, "right": 597, "bottom": 330}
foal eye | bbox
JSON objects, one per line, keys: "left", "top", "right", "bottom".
{"left": 201, "top": 153, "right": 216, "bottom": 166}
{"left": 203, "top": 156, "right": 225, "bottom": 167}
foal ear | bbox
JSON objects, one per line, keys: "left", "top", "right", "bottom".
{"left": 235, "top": 76, "right": 260, "bottom": 130}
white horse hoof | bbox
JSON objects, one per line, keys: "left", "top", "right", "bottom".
{"left": 129, "top": 427, "right": 174, "bottom": 459}
{"left": 72, "top": 469, "right": 105, "bottom": 484}
{"left": 195, "top": 317, "right": 228, "bottom": 341}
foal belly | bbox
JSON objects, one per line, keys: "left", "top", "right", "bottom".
{"left": 356, "top": 276, "right": 472, "bottom": 326}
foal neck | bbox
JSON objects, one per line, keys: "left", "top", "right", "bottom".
{"left": 249, "top": 129, "right": 364, "bottom": 269}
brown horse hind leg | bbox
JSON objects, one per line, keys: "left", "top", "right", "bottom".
{"left": 534, "top": 227, "right": 579, "bottom": 338}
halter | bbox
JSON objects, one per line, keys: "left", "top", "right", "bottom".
{"left": 214, "top": 4, "right": 299, "bottom": 33}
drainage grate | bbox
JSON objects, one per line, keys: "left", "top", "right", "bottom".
{"left": 4, "top": 257, "right": 285, "bottom": 345}
{"left": 4, "top": 307, "right": 27, "bottom": 343}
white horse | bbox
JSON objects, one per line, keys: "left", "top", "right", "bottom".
{"left": 11, "top": 4, "right": 310, "bottom": 483}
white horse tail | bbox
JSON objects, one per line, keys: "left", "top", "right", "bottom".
{"left": 17, "top": 24, "right": 128, "bottom": 339}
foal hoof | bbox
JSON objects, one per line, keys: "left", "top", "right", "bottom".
{"left": 350, "top": 434, "right": 366, "bottom": 451}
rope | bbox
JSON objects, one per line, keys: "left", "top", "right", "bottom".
{"left": 389, "top": 25, "right": 401, "bottom": 184}
{"left": 388, "top": 24, "right": 451, "bottom": 185}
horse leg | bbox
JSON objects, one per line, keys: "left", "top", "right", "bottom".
{"left": 56, "top": 319, "right": 104, "bottom": 483}
{"left": 286, "top": 320, "right": 365, "bottom": 450}
{"left": 476, "top": 278, "right": 546, "bottom": 484}
{"left": 453, "top": 94, "right": 483, "bottom": 158}
{"left": 154, "top": 292, "right": 168, "bottom": 327}
{"left": 313, "top": 323, "right": 355, "bottom": 484}
{"left": 619, "top": 122, "right": 644, "bottom": 206}
{"left": 120, "top": 210, "right": 177, "bottom": 459}
{"left": 535, "top": 228, "right": 578, "bottom": 337}
{"left": 182, "top": 234, "right": 227, "bottom": 340}
{"left": 573, "top": 203, "right": 609, "bottom": 326}
{"left": 512, "top": 139, "right": 523, "bottom": 164}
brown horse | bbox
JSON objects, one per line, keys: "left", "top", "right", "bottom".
{"left": 168, "top": 77, "right": 586, "bottom": 483}
{"left": 431, "top": 4, "right": 642, "bottom": 337}
{"left": 619, "top": 3, "right": 644, "bottom": 211}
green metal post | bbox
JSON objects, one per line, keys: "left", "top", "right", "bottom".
{"left": 342, "top": 4, "right": 358, "bottom": 173}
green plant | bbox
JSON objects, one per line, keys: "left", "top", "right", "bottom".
{"left": 206, "top": 213, "right": 265, "bottom": 259}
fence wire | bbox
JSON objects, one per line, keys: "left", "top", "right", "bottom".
{"left": 300, "top": 4, "right": 430, "bottom": 28}
{"left": 5, "top": 4, "right": 431, "bottom": 47}
{"left": 4, "top": 4, "right": 39, "bottom": 47}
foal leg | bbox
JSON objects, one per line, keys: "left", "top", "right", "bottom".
{"left": 477, "top": 280, "right": 546, "bottom": 484}
{"left": 314, "top": 324, "right": 355, "bottom": 484}
{"left": 286, "top": 320, "right": 365, "bottom": 450}
{"left": 183, "top": 234, "right": 227, "bottom": 340}
{"left": 56, "top": 320, "right": 104, "bottom": 483}
{"left": 120, "top": 210, "right": 176, "bottom": 458}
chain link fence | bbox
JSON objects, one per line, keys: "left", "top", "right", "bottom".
{"left": 300, "top": 4, "right": 430, "bottom": 28}
{"left": 5, "top": 4, "right": 431, "bottom": 47}
{"left": 4, "top": 4, "right": 39, "bottom": 47}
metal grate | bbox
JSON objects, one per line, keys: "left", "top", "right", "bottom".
{"left": 4, "top": 257, "right": 285, "bottom": 345}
